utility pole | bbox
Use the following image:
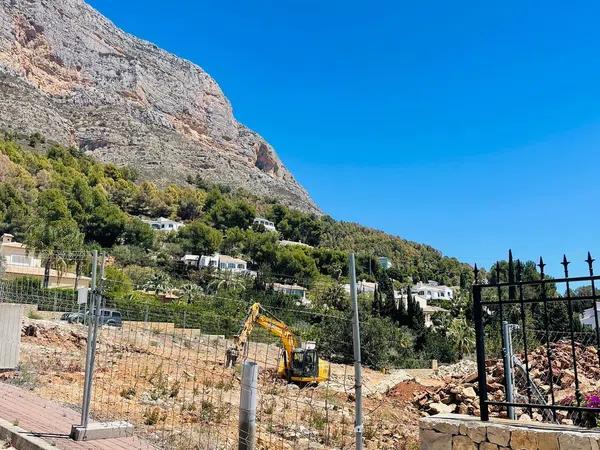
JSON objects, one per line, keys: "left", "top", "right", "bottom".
{"left": 349, "top": 253, "right": 364, "bottom": 450}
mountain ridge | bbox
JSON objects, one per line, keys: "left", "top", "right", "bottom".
{"left": 0, "top": 0, "right": 319, "bottom": 213}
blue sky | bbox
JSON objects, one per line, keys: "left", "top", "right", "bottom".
{"left": 87, "top": 0, "right": 600, "bottom": 276}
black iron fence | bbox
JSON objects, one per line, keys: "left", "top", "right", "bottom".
{"left": 473, "top": 251, "right": 600, "bottom": 426}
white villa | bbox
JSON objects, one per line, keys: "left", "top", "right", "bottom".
{"left": 0, "top": 234, "right": 90, "bottom": 288}
{"left": 271, "top": 283, "right": 309, "bottom": 305}
{"left": 412, "top": 281, "right": 454, "bottom": 301}
{"left": 343, "top": 280, "right": 378, "bottom": 294}
{"left": 279, "top": 240, "right": 313, "bottom": 248}
{"left": 395, "top": 291, "right": 448, "bottom": 328}
{"left": 182, "top": 253, "right": 252, "bottom": 274}
{"left": 253, "top": 218, "right": 277, "bottom": 232}
{"left": 143, "top": 217, "right": 184, "bottom": 232}
{"left": 581, "top": 303, "right": 600, "bottom": 330}
{"left": 341, "top": 278, "right": 451, "bottom": 327}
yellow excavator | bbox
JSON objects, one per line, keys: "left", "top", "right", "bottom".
{"left": 231, "top": 302, "right": 329, "bottom": 384}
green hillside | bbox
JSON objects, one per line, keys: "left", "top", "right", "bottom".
{"left": 0, "top": 132, "right": 474, "bottom": 368}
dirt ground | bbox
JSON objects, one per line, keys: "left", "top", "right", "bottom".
{"left": 3, "top": 316, "right": 437, "bottom": 449}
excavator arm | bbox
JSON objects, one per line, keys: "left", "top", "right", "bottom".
{"left": 234, "top": 303, "right": 300, "bottom": 364}
{"left": 232, "top": 302, "right": 329, "bottom": 384}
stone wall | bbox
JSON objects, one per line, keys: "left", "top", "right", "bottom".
{"left": 420, "top": 413, "right": 600, "bottom": 450}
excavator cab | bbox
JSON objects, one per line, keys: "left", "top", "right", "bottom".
{"left": 290, "top": 348, "right": 319, "bottom": 379}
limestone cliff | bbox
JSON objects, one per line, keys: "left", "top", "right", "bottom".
{"left": 0, "top": 0, "right": 318, "bottom": 213}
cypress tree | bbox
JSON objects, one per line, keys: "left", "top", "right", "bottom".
{"left": 407, "top": 293, "right": 427, "bottom": 348}
{"left": 372, "top": 285, "right": 383, "bottom": 316}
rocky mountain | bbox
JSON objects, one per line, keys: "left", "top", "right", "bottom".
{"left": 0, "top": 0, "right": 318, "bottom": 213}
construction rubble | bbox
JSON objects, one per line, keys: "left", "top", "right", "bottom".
{"left": 412, "top": 340, "right": 600, "bottom": 425}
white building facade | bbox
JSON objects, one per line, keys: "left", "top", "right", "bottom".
{"left": 143, "top": 217, "right": 184, "bottom": 232}
{"left": 253, "top": 218, "right": 276, "bottom": 232}
{"left": 582, "top": 303, "right": 600, "bottom": 329}
{"left": 0, "top": 234, "right": 90, "bottom": 288}
{"left": 412, "top": 281, "right": 454, "bottom": 301}
{"left": 182, "top": 253, "right": 251, "bottom": 274}
{"left": 343, "top": 280, "right": 378, "bottom": 295}
{"left": 271, "top": 283, "right": 309, "bottom": 305}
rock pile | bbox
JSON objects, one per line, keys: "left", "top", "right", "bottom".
{"left": 413, "top": 372, "right": 482, "bottom": 417}
{"left": 413, "top": 340, "right": 600, "bottom": 423}
{"left": 436, "top": 360, "right": 477, "bottom": 379}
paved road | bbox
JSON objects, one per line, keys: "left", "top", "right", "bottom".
{"left": 0, "top": 382, "right": 152, "bottom": 449}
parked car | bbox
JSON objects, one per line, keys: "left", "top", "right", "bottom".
{"left": 67, "top": 309, "right": 123, "bottom": 327}
{"left": 98, "top": 309, "right": 123, "bottom": 327}
{"left": 60, "top": 312, "right": 74, "bottom": 321}
{"left": 67, "top": 312, "right": 85, "bottom": 324}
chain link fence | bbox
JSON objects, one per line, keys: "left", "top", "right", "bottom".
{"left": 0, "top": 252, "right": 418, "bottom": 449}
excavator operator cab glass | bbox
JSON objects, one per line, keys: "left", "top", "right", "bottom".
{"left": 291, "top": 349, "right": 318, "bottom": 378}
{"left": 292, "top": 350, "right": 304, "bottom": 371}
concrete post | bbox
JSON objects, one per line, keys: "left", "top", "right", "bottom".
{"left": 238, "top": 361, "right": 258, "bottom": 450}
{"left": 0, "top": 304, "right": 24, "bottom": 369}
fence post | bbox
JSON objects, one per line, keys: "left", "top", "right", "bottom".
{"left": 238, "top": 361, "right": 258, "bottom": 450}
{"left": 348, "top": 253, "right": 364, "bottom": 449}
{"left": 80, "top": 250, "right": 98, "bottom": 429}
{"left": 473, "top": 282, "right": 489, "bottom": 421}
{"left": 502, "top": 321, "right": 516, "bottom": 420}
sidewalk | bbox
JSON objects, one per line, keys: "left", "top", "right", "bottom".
{"left": 0, "top": 383, "right": 152, "bottom": 449}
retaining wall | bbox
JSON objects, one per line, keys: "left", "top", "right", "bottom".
{"left": 420, "top": 413, "right": 600, "bottom": 450}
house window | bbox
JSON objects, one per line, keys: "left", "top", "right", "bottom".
{"left": 440, "top": 292, "right": 445, "bottom": 297}
{"left": 10, "top": 255, "right": 31, "bottom": 266}
{"left": 237, "top": 264, "right": 244, "bottom": 269}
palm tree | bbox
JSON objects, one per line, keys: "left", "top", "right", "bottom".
{"left": 448, "top": 317, "right": 476, "bottom": 358}
{"left": 143, "top": 272, "right": 172, "bottom": 296}
{"left": 208, "top": 271, "right": 245, "bottom": 293}
{"left": 397, "top": 329, "right": 414, "bottom": 350}
{"left": 26, "top": 219, "right": 84, "bottom": 289}
{"left": 180, "top": 283, "right": 203, "bottom": 304}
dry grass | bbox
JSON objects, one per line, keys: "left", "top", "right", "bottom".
{"left": 14, "top": 318, "right": 420, "bottom": 449}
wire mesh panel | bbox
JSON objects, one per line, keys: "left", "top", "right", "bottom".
{"left": 87, "top": 300, "right": 362, "bottom": 449}
{"left": 0, "top": 251, "right": 93, "bottom": 413}
{"left": 0, "top": 252, "right": 415, "bottom": 449}
{"left": 89, "top": 306, "right": 238, "bottom": 448}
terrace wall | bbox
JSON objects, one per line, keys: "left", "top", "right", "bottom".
{"left": 420, "top": 413, "right": 600, "bottom": 450}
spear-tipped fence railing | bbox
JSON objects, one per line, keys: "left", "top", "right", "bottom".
{"left": 473, "top": 251, "right": 600, "bottom": 427}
